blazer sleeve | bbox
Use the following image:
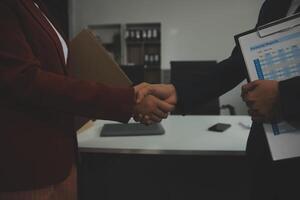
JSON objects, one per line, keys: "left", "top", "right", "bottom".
{"left": 173, "top": 0, "right": 275, "bottom": 114}
{"left": 279, "top": 76, "right": 300, "bottom": 121}
{"left": 0, "top": 2, "right": 134, "bottom": 123}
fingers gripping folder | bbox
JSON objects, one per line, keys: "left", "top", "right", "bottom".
{"left": 235, "top": 13, "right": 300, "bottom": 161}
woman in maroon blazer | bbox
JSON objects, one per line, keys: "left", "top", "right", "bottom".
{"left": 0, "top": 0, "right": 176, "bottom": 198}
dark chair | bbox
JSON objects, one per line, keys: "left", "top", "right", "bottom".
{"left": 161, "top": 69, "right": 171, "bottom": 83}
{"left": 120, "top": 65, "right": 145, "bottom": 85}
{"left": 170, "top": 61, "right": 221, "bottom": 115}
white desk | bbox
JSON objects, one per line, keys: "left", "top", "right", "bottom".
{"left": 77, "top": 115, "right": 252, "bottom": 156}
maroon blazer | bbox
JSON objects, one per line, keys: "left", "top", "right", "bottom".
{"left": 0, "top": 0, "right": 134, "bottom": 192}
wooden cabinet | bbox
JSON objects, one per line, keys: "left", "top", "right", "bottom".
{"left": 125, "top": 23, "right": 161, "bottom": 69}
{"left": 125, "top": 23, "right": 161, "bottom": 83}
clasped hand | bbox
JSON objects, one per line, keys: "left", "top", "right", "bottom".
{"left": 241, "top": 80, "right": 281, "bottom": 123}
{"left": 133, "top": 83, "right": 177, "bottom": 125}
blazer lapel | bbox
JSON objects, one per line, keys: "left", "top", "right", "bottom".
{"left": 20, "top": 0, "right": 67, "bottom": 73}
{"left": 34, "top": 0, "right": 69, "bottom": 45}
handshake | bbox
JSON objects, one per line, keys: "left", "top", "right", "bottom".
{"left": 131, "top": 79, "right": 281, "bottom": 125}
{"left": 132, "top": 83, "right": 177, "bottom": 125}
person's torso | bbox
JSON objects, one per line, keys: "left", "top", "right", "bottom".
{"left": 0, "top": 0, "right": 76, "bottom": 192}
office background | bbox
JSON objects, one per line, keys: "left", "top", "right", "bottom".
{"left": 61, "top": 1, "right": 265, "bottom": 199}
{"left": 69, "top": 0, "right": 264, "bottom": 115}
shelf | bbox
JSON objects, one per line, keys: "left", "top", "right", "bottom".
{"left": 125, "top": 23, "right": 161, "bottom": 74}
{"left": 144, "top": 64, "right": 161, "bottom": 69}
{"left": 126, "top": 40, "right": 160, "bottom": 45}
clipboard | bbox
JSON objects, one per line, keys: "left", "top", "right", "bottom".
{"left": 235, "top": 13, "right": 300, "bottom": 40}
{"left": 235, "top": 13, "right": 300, "bottom": 161}
{"left": 234, "top": 13, "right": 300, "bottom": 81}
{"left": 257, "top": 13, "right": 300, "bottom": 38}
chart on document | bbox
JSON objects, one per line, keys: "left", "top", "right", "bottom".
{"left": 251, "top": 33, "right": 300, "bottom": 135}
{"left": 252, "top": 33, "right": 300, "bottom": 81}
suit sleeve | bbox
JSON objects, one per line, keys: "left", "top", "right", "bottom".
{"left": 174, "top": 45, "right": 247, "bottom": 114}
{"left": 173, "top": 0, "right": 273, "bottom": 114}
{"left": 0, "top": 2, "right": 134, "bottom": 123}
{"left": 279, "top": 77, "right": 300, "bottom": 121}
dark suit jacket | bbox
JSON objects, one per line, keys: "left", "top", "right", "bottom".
{"left": 0, "top": 0, "right": 134, "bottom": 192}
{"left": 174, "top": 0, "right": 299, "bottom": 160}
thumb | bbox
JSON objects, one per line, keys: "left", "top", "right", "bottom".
{"left": 135, "top": 85, "right": 154, "bottom": 103}
{"left": 242, "top": 81, "right": 259, "bottom": 94}
{"left": 151, "top": 84, "right": 175, "bottom": 100}
{"left": 156, "top": 98, "right": 175, "bottom": 113}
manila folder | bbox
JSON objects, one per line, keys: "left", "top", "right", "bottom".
{"left": 69, "top": 29, "right": 132, "bottom": 133}
{"left": 69, "top": 29, "right": 132, "bottom": 87}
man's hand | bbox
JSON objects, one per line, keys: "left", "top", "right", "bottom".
{"left": 133, "top": 83, "right": 177, "bottom": 125}
{"left": 133, "top": 95, "right": 175, "bottom": 125}
{"left": 134, "top": 83, "right": 177, "bottom": 105}
{"left": 241, "top": 80, "right": 280, "bottom": 123}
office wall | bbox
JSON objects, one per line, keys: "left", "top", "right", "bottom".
{"left": 70, "top": 0, "right": 264, "bottom": 115}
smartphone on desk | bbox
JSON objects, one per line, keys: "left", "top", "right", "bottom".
{"left": 208, "top": 123, "right": 231, "bottom": 132}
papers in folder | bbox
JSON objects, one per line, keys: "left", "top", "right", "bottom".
{"left": 236, "top": 14, "right": 300, "bottom": 160}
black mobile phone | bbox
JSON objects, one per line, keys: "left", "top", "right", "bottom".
{"left": 208, "top": 123, "right": 231, "bottom": 132}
